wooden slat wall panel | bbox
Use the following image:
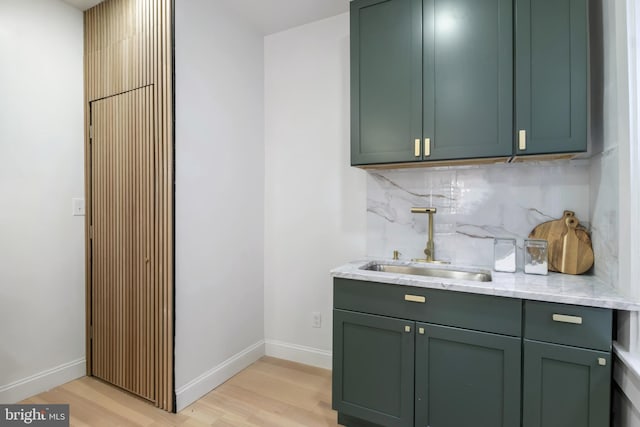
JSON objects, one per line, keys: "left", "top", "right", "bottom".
{"left": 84, "top": 0, "right": 173, "bottom": 412}
{"left": 91, "top": 87, "right": 154, "bottom": 402}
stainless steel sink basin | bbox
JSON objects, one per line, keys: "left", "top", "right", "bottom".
{"left": 363, "top": 263, "right": 492, "bottom": 282}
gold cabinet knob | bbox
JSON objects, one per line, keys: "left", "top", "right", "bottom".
{"left": 518, "top": 130, "right": 527, "bottom": 150}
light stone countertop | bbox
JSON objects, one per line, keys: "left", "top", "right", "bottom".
{"left": 331, "top": 259, "right": 640, "bottom": 311}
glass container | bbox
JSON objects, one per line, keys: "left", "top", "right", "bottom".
{"left": 524, "top": 239, "right": 548, "bottom": 275}
{"left": 494, "top": 238, "right": 516, "bottom": 273}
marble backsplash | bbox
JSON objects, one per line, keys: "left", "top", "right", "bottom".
{"left": 367, "top": 160, "right": 592, "bottom": 269}
{"left": 589, "top": 147, "right": 618, "bottom": 287}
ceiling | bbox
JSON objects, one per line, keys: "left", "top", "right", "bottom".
{"left": 218, "top": 0, "right": 349, "bottom": 35}
{"left": 61, "top": 0, "right": 102, "bottom": 10}
{"left": 61, "top": 0, "right": 350, "bottom": 35}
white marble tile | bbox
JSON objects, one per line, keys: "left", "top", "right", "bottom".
{"left": 367, "top": 161, "right": 592, "bottom": 270}
{"left": 590, "top": 147, "right": 619, "bottom": 287}
{"left": 331, "top": 259, "right": 640, "bottom": 311}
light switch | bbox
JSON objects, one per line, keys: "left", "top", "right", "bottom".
{"left": 72, "top": 198, "right": 85, "bottom": 216}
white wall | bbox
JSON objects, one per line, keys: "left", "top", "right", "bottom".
{"left": 264, "top": 13, "right": 367, "bottom": 368}
{"left": 591, "top": 0, "right": 640, "bottom": 425}
{"left": 174, "top": 0, "right": 266, "bottom": 411}
{"left": 590, "top": 0, "right": 624, "bottom": 289}
{"left": 0, "top": 0, "right": 85, "bottom": 403}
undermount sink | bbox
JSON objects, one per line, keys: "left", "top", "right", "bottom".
{"left": 363, "top": 263, "right": 492, "bottom": 282}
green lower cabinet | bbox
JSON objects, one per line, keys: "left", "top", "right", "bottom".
{"left": 523, "top": 339, "right": 611, "bottom": 427}
{"left": 332, "top": 309, "right": 415, "bottom": 427}
{"left": 332, "top": 281, "right": 614, "bottom": 427}
{"left": 415, "top": 323, "right": 521, "bottom": 427}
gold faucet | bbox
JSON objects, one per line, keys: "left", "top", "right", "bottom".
{"left": 411, "top": 207, "right": 449, "bottom": 264}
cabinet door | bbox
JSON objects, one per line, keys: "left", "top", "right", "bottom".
{"left": 523, "top": 339, "right": 611, "bottom": 427}
{"left": 350, "top": 0, "right": 423, "bottom": 166}
{"left": 423, "top": 0, "right": 513, "bottom": 161}
{"left": 332, "top": 309, "right": 415, "bottom": 427}
{"left": 415, "top": 323, "right": 521, "bottom": 427}
{"left": 515, "top": 0, "right": 587, "bottom": 155}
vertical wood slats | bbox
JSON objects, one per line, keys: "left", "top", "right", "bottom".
{"left": 84, "top": 0, "right": 173, "bottom": 412}
{"left": 91, "top": 87, "right": 155, "bottom": 402}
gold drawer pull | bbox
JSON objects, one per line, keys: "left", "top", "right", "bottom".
{"left": 552, "top": 314, "right": 583, "bottom": 325}
{"left": 414, "top": 139, "right": 421, "bottom": 157}
{"left": 405, "top": 294, "right": 426, "bottom": 303}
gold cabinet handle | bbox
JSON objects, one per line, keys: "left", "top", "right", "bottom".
{"left": 424, "top": 138, "right": 431, "bottom": 157}
{"left": 552, "top": 314, "right": 583, "bottom": 325}
{"left": 518, "top": 130, "right": 527, "bottom": 150}
{"left": 598, "top": 357, "right": 607, "bottom": 366}
{"left": 404, "top": 325, "right": 412, "bottom": 333}
{"left": 414, "top": 139, "right": 421, "bottom": 157}
{"left": 418, "top": 327, "right": 425, "bottom": 335}
{"left": 405, "top": 294, "right": 426, "bottom": 303}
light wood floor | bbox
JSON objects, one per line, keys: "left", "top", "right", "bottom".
{"left": 21, "top": 357, "right": 339, "bottom": 426}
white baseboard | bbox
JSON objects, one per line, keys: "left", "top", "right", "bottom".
{"left": 614, "top": 386, "right": 640, "bottom": 427}
{"left": 264, "top": 339, "right": 332, "bottom": 370}
{"left": 175, "top": 340, "right": 265, "bottom": 412}
{"left": 614, "top": 343, "right": 640, "bottom": 426}
{"left": 0, "top": 358, "right": 85, "bottom": 403}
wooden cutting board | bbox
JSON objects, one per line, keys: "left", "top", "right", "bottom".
{"left": 549, "top": 217, "right": 594, "bottom": 274}
{"left": 529, "top": 210, "right": 593, "bottom": 273}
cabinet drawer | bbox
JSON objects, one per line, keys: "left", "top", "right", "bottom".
{"left": 524, "top": 301, "right": 612, "bottom": 352}
{"left": 334, "top": 278, "right": 522, "bottom": 336}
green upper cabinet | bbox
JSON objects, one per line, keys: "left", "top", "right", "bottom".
{"left": 351, "top": 0, "right": 589, "bottom": 166}
{"left": 515, "top": 0, "right": 588, "bottom": 155}
{"left": 424, "top": 0, "right": 513, "bottom": 161}
{"left": 351, "top": 0, "right": 512, "bottom": 165}
{"left": 350, "top": 0, "right": 423, "bottom": 165}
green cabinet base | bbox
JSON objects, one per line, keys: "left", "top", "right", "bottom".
{"left": 337, "top": 413, "right": 385, "bottom": 427}
{"left": 523, "top": 339, "right": 611, "bottom": 427}
{"left": 332, "top": 309, "right": 414, "bottom": 427}
{"left": 415, "top": 323, "right": 521, "bottom": 427}
{"left": 333, "top": 279, "right": 614, "bottom": 427}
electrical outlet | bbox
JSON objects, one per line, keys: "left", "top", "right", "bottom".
{"left": 72, "top": 198, "right": 85, "bottom": 216}
{"left": 312, "top": 312, "right": 322, "bottom": 328}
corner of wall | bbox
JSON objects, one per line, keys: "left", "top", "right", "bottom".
{"left": 0, "top": 358, "right": 85, "bottom": 404}
{"left": 264, "top": 340, "right": 332, "bottom": 370}
{"left": 613, "top": 344, "right": 640, "bottom": 426}
{"left": 175, "top": 341, "right": 265, "bottom": 412}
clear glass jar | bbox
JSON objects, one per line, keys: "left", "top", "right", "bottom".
{"left": 494, "top": 238, "right": 516, "bottom": 272}
{"left": 524, "top": 239, "right": 548, "bottom": 275}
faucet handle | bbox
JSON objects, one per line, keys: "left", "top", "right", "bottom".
{"left": 411, "top": 207, "right": 437, "bottom": 214}
{"left": 393, "top": 250, "right": 400, "bottom": 260}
